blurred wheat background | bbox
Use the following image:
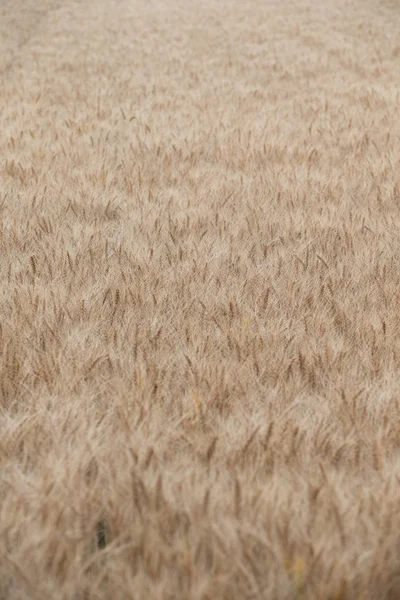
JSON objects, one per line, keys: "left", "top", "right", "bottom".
{"left": 1, "top": 0, "right": 400, "bottom": 598}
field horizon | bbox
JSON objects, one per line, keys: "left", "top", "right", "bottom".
{"left": 2, "top": 0, "right": 400, "bottom": 598}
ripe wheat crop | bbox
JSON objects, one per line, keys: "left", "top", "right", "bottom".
{"left": 1, "top": 0, "right": 400, "bottom": 598}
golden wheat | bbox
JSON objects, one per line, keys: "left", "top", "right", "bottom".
{"left": 2, "top": 0, "right": 400, "bottom": 598}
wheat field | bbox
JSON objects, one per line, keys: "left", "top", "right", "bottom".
{"left": 1, "top": 0, "right": 400, "bottom": 598}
